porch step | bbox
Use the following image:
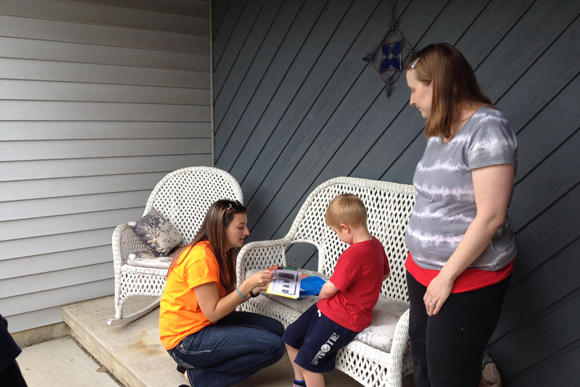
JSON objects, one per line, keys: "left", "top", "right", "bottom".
{"left": 62, "top": 295, "right": 381, "bottom": 387}
{"left": 62, "top": 295, "right": 184, "bottom": 387}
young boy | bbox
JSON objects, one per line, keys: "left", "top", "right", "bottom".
{"left": 282, "top": 194, "right": 390, "bottom": 387}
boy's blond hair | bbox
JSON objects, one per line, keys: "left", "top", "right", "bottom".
{"left": 325, "top": 194, "right": 368, "bottom": 229}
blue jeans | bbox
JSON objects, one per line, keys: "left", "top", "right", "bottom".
{"left": 168, "top": 311, "right": 285, "bottom": 387}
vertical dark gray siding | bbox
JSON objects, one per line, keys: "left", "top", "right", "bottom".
{"left": 0, "top": 0, "right": 211, "bottom": 332}
{"left": 213, "top": 0, "right": 580, "bottom": 384}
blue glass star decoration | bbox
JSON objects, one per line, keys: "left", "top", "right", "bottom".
{"left": 362, "top": 20, "right": 415, "bottom": 97}
{"left": 380, "top": 41, "right": 403, "bottom": 72}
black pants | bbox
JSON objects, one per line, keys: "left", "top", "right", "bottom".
{"left": 0, "top": 361, "right": 28, "bottom": 387}
{"left": 407, "top": 271, "right": 511, "bottom": 387}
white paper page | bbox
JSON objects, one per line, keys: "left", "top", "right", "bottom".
{"left": 266, "top": 269, "right": 302, "bottom": 299}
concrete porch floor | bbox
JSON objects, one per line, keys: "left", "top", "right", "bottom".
{"left": 58, "top": 295, "right": 414, "bottom": 387}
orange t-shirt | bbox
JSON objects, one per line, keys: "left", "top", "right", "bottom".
{"left": 159, "top": 240, "right": 227, "bottom": 350}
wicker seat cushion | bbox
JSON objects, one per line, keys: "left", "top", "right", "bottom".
{"left": 249, "top": 269, "right": 410, "bottom": 353}
{"left": 126, "top": 251, "right": 173, "bottom": 269}
{"left": 356, "top": 296, "right": 410, "bottom": 352}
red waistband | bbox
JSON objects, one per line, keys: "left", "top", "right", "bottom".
{"left": 405, "top": 252, "right": 514, "bottom": 293}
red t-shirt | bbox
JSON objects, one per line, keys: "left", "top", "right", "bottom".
{"left": 405, "top": 252, "right": 514, "bottom": 293}
{"left": 317, "top": 237, "right": 390, "bottom": 332}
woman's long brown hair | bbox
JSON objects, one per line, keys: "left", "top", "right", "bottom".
{"left": 407, "top": 43, "right": 493, "bottom": 139}
{"left": 167, "top": 199, "right": 246, "bottom": 294}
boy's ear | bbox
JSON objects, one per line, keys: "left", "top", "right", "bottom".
{"left": 340, "top": 223, "right": 351, "bottom": 234}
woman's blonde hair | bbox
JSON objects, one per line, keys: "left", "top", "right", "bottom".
{"left": 167, "top": 199, "right": 246, "bottom": 294}
{"left": 325, "top": 194, "right": 367, "bottom": 229}
{"left": 407, "top": 43, "right": 492, "bottom": 138}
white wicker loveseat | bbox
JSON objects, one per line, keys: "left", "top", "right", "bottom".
{"left": 108, "top": 166, "right": 243, "bottom": 326}
{"left": 236, "top": 177, "right": 417, "bottom": 387}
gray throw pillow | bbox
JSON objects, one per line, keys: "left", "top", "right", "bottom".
{"left": 129, "top": 209, "right": 183, "bottom": 256}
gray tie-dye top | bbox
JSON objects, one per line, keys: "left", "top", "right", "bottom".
{"left": 405, "top": 106, "right": 517, "bottom": 271}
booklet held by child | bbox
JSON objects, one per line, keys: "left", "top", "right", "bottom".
{"left": 266, "top": 269, "right": 302, "bottom": 299}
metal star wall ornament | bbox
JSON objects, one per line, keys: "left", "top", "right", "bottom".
{"left": 362, "top": 17, "right": 416, "bottom": 97}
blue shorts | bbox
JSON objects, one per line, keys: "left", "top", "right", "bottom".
{"left": 282, "top": 304, "right": 358, "bottom": 373}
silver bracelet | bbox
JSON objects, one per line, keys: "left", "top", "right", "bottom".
{"left": 235, "top": 286, "right": 245, "bottom": 299}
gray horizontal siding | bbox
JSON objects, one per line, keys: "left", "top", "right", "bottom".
{"left": 0, "top": 155, "right": 211, "bottom": 181}
{"left": 0, "top": 122, "right": 210, "bottom": 140}
{"left": 0, "top": 263, "right": 113, "bottom": 299}
{"left": 0, "top": 173, "right": 168, "bottom": 202}
{"left": 2, "top": 280, "right": 114, "bottom": 326}
{"left": 0, "top": 14, "right": 207, "bottom": 53}
{"left": 0, "top": 208, "right": 143, "bottom": 241}
{"left": 0, "top": 58, "right": 209, "bottom": 86}
{"left": 0, "top": 80, "right": 211, "bottom": 104}
{"left": 213, "top": 0, "right": 580, "bottom": 384}
{"left": 0, "top": 246, "right": 114, "bottom": 281}
{"left": 0, "top": 102, "right": 210, "bottom": 121}
{"left": 0, "top": 192, "right": 151, "bottom": 222}
{"left": 0, "top": 37, "right": 208, "bottom": 70}
{"left": 0, "top": 0, "right": 209, "bottom": 35}
{"left": 0, "top": 0, "right": 211, "bottom": 332}
{"left": 1, "top": 139, "right": 211, "bottom": 160}
{"left": 5, "top": 307, "right": 69, "bottom": 333}
{"left": 3, "top": 229, "right": 113, "bottom": 262}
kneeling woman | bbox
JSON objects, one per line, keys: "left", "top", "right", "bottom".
{"left": 160, "top": 200, "right": 285, "bottom": 387}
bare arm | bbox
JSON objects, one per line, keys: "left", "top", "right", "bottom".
{"left": 319, "top": 280, "right": 339, "bottom": 300}
{"left": 425, "top": 164, "right": 515, "bottom": 316}
{"left": 195, "top": 270, "right": 273, "bottom": 323}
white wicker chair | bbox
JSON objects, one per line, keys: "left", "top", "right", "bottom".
{"left": 236, "top": 177, "right": 417, "bottom": 387}
{"left": 107, "top": 166, "right": 243, "bottom": 326}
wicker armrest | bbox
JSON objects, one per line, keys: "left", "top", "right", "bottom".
{"left": 386, "top": 309, "right": 411, "bottom": 384}
{"left": 236, "top": 239, "right": 290, "bottom": 285}
{"left": 112, "top": 223, "right": 148, "bottom": 266}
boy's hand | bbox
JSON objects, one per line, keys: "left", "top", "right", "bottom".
{"left": 319, "top": 280, "right": 339, "bottom": 300}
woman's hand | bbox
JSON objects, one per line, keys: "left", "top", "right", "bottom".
{"left": 244, "top": 270, "right": 274, "bottom": 290}
{"left": 424, "top": 273, "right": 454, "bottom": 316}
{"left": 238, "top": 271, "right": 273, "bottom": 303}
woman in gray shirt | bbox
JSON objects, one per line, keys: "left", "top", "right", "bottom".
{"left": 404, "top": 43, "right": 517, "bottom": 386}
